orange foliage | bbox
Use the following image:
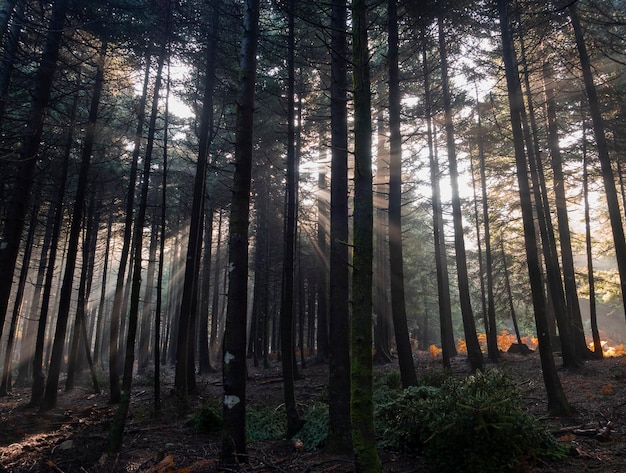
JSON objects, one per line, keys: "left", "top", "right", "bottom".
{"left": 588, "top": 341, "right": 626, "bottom": 357}
{"left": 428, "top": 344, "right": 442, "bottom": 357}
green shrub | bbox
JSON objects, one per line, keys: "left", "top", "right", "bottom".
{"left": 375, "top": 369, "right": 568, "bottom": 473}
{"left": 188, "top": 401, "right": 223, "bottom": 434}
{"left": 296, "top": 403, "right": 329, "bottom": 450}
{"left": 246, "top": 405, "right": 286, "bottom": 441}
{"left": 374, "top": 370, "right": 402, "bottom": 390}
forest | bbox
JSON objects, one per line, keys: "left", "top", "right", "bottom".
{"left": 0, "top": 0, "right": 626, "bottom": 471}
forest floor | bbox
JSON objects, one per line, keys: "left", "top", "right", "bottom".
{"left": 1, "top": 351, "right": 626, "bottom": 472}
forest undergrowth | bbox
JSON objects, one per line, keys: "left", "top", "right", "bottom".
{"left": 1, "top": 351, "right": 625, "bottom": 472}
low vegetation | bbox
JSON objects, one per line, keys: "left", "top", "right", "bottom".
{"left": 188, "top": 367, "right": 567, "bottom": 471}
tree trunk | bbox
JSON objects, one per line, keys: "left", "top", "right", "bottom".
{"left": 542, "top": 59, "right": 590, "bottom": 360}
{"left": 109, "top": 50, "right": 152, "bottom": 403}
{"left": 280, "top": 0, "right": 302, "bottom": 438}
{"left": 438, "top": 15, "right": 482, "bottom": 372}
{"left": 569, "top": 4, "right": 626, "bottom": 323}
{"left": 221, "top": 0, "right": 259, "bottom": 464}
{"left": 16, "top": 201, "right": 53, "bottom": 383}
{"left": 500, "top": 237, "right": 526, "bottom": 350}
{"left": 0, "top": 0, "right": 69, "bottom": 344}
{"left": 0, "top": 194, "right": 39, "bottom": 396}
{"left": 497, "top": 0, "right": 572, "bottom": 416}
{"left": 108, "top": 3, "right": 170, "bottom": 449}
{"left": 198, "top": 199, "right": 214, "bottom": 374}
{"left": 155, "top": 66, "right": 171, "bottom": 411}
{"left": 422, "top": 28, "right": 455, "bottom": 367}
{"left": 387, "top": 0, "right": 416, "bottom": 387}
{"left": 30, "top": 76, "right": 78, "bottom": 406}
{"left": 583, "top": 134, "right": 603, "bottom": 359}
{"left": 517, "top": 35, "right": 578, "bottom": 368}
{"left": 475, "top": 94, "right": 499, "bottom": 362}
{"left": 66, "top": 196, "right": 100, "bottom": 390}
{"left": 0, "top": 0, "right": 23, "bottom": 123}
{"left": 93, "top": 212, "right": 113, "bottom": 366}
{"left": 42, "top": 39, "right": 107, "bottom": 411}
{"left": 327, "top": 0, "right": 352, "bottom": 454}
{"left": 315, "top": 171, "right": 329, "bottom": 363}
{"left": 138, "top": 220, "right": 158, "bottom": 375}
{"left": 373, "top": 86, "right": 392, "bottom": 366}
{"left": 351, "top": 0, "right": 382, "bottom": 470}
{"left": 175, "top": 1, "right": 219, "bottom": 394}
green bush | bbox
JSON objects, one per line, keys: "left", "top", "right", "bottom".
{"left": 188, "top": 401, "right": 223, "bottom": 434}
{"left": 246, "top": 405, "right": 286, "bottom": 441}
{"left": 375, "top": 369, "right": 567, "bottom": 473}
{"left": 296, "top": 403, "right": 329, "bottom": 450}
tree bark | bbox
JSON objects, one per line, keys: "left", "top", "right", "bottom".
{"left": 41, "top": 39, "right": 108, "bottom": 411}
{"left": 583, "top": 133, "right": 603, "bottom": 359}
{"left": 0, "top": 195, "right": 39, "bottom": 396}
{"left": 280, "top": 0, "right": 302, "bottom": 438}
{"left": 108, "top": 50, "right": 152, "bottom": 403}
{"left": 474, "top": 95, "right": 499, "bottom": 362}
{"left": 221, "top": 0, "right": 259, "bottom": 464}
{"left": 422, "top": 28, "right": 455, "bottom": 367}
{"left": 175, "top": 1, "right": 219, "bottom": 394}
{"left": 0, "top": 0, "right": 69, "bottom": 344}
{"left": 327, "top": 0, "right": 352, "bottom": 455}
{"left": 108, "top": 3, "right": 170, "bottom": 449}
{"left": 542, "top": 59, "right": 590, "bottom": 360}
{"left": 387, "top": 0, "right": 417, "bottom": 386}
{"left": 351, "top": 0, "right": 382, "bottom": 470}
{"left": 315, "top": 171, "right": 329, "bottom": 363}
{"left": 438, "top": 15, "right": 482, "bottom": 371}
{"left": 497, "top": 0, "right": 572, "bottom": 416}
{"left": 568, "top": 4, "right": 626, "bottom": 323}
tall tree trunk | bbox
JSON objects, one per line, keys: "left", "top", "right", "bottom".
{"left": 0, "top": 0, "right": 23, "bottom": 123}
{"left": 210, "top": 209, "right": 224, "bottom": 363}
{"left": 0, "top": 194, "right": 39, "bottom": 396}
{"left": 108, "top": 3, "right": 170, "bottom": 449}
{"left": 280, "top": 0, "right": 302, "bottom": 438}
{"left": 583, "top": 133, "right": 602, "bottom": 359}
{"left": 221, "top": 0, "right": 259, "bottom": 464}
{"left": 155, "top": 65, "right": 171, "bottom": 411}
{"left": 373, "top": 86, "right": 392, "bottom": 366}
{"left": 17, "top": 202, "right": 54, "bottom": 383}
{"left": 438, "top": 15, "right": 482, "bottom": 371}
{"left": 387, "top": 0, "right": 416, "bottom": 386}
{"left": 0, "top": 0, "right": 69, "bottom": 343}
{"left": 175, "top": 1, "right": 219, "bottom": 394}
{"left": 93, "top": 212, "right": 113, "bottom": 366}
{"left": 497, "top": 0, "right": 572, "bottom": 416}
{"left": 315, "top": 170, "right": 329, "bottom": 363}
{"left": 542, "top": 59, "right": 590, "bottom": 360}
{"left": 65, "top": 196, "right": 100, "bottom": 390}
{"left": 138, "top": 220, "right": 158, "bottom": 374}
{"left": 42, "top": 39, "right": 108, "bottom": 411}
{"left": 568, "top": 4, "right": 626, "bottom": 323}
{"left": 351, "top": 0, "right": 381, "bottom": 470}
{"left": 422, "top": 29, "right": 455, "bottom": 367}
{"left": 109, "top": 51, "right": 152, "bottom": 403}
{"left": 500, "top": 237, "right": 526, "bottom": 350}
{"left": 516, "top": 34, "right": 578, "bottom": 368}
{"left": 198, "top": 199, "right": 214, "bottom": 374}
{"left": 327, "top": 0, "right": 352, "bottom": 454}
{"left": 30, "top": 76, "right": 78, "bottom": 405}
{"left": 475, "top": 94, "right": 499, "bottom": 362}
{"left": 250, "top": 195, "right": 267, "bottom": 367}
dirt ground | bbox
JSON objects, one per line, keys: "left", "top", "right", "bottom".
{"left": 1, "top": 352, "right": 625, "bottom": 472}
